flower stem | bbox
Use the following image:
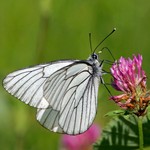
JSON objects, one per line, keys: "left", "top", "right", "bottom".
{"left": 138, "top": 116, "right": 144, "bottom": 150}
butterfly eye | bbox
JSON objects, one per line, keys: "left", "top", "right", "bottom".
{"left": 92, "top": 53, "right": 98, "bottom": 60}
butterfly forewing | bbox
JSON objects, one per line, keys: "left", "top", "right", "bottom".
{"left": 36, "top": 108, "right": 64, "bottom": 133}
{"left": 3, "top": 61, "right": 75, "bottom": 108}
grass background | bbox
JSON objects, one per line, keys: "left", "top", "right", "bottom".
{"left": 1, "top": 0, "right": 150, "bottom": 149}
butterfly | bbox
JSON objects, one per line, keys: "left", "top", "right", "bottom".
{"left": 3, "top": 29, "right": 116, "bottom": 135}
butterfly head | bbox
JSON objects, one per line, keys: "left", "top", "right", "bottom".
{"left": 87, "top": 53, "right": 102, "bottom": 69}
{"left": 88, "top": 53, "right": 99, "bottom": 62}
{"left": 91, "top": 53, "right": 98, "bottom": 60}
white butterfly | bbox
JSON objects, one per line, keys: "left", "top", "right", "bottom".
{"left": 3, "top": 29, "right": 115, "bottom": 135}
{"left": 3, "top": 54, "right": 102, "bottom": 134}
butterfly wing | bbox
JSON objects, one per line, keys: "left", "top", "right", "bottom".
{"left": 36, "top": 62, "right": 100, "bottom": 134}
{"left": 3, "top": 61, "right": 76, "bottom": 108}
{"left": 37, "top": 108, "right": 64, "bottom": 133}
{"left": 3, "top": 59, "right": 101, "bottom": 134}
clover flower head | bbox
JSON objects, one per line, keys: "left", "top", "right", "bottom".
{"left": 110, "top": 54, "right": 150, "bottom": 116}
{"left": 61, "top": 124, "right": 101, "bottom": 150}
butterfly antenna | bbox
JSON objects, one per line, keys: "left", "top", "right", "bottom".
{"left": 89, "top": 33, "right": 93, "bottom": 53}
{"left": 100, "top": 47, "right": 116, "bottom": 61}
{"left": 93, "top": 28, "right": 116, "bottom": 53}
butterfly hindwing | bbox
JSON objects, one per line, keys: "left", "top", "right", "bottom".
{"left": 59, "top": 73, "right": 100, "bottom": 134}
{"left": 36, "top": 62, "right": 100, "bottom": 134}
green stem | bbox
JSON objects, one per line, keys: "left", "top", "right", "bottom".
{"left": 36, "top": 0, "right": 52, "bottom": 63}
{"left": 138, "top": 116, "right": 144, "bottom": 150}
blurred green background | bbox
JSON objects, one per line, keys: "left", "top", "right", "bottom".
{"left": 1, "top": 0, "right": 150, "bottom": 149}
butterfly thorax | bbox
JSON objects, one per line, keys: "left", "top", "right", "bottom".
{"left": 87, "top": 53, "right": 103, "bottom": 77}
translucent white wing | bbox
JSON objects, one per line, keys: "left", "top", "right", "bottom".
{"left": 3, "top": 61, "right": 75, "bottom": 108}
{"left": 36, "top": 62, "right": 100, "bottom": 134}
{"left": 36, "top": 108, "right": 64, "bottom": 133}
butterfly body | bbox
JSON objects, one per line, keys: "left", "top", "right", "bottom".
{"left": 3, "top": 53, "right": 104, "bottom": 135}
